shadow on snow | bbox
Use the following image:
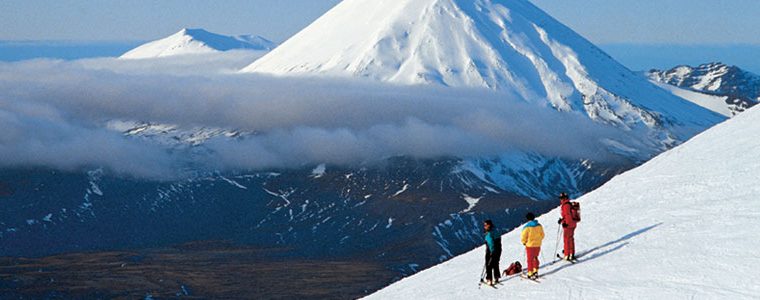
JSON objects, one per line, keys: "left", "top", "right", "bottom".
{"left": 540, "top": 222, "right": 663, "bottom": 277}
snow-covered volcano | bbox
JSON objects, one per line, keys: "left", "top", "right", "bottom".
{"left": 121, "top": 28, "right": 276, "bottom": 59}
{"left": 241, "top": 0, "right": 722, "bottom": 147}
{"left": 368, "top": 105, "right": 760, "bottom": 299}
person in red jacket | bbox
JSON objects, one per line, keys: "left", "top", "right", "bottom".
{"left": 557, "top": 192, "right": 578, "bottom": 261}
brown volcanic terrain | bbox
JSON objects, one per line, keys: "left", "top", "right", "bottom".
{"left": 0, "top": 241, "right": 395, "bottom": 299}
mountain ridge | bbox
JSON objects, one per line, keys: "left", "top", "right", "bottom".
{"left": 648, "top": 62, "right": 760, "bottom": 116}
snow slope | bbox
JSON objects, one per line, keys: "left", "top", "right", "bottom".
{"left": 368, "top": 105, "right": 760, "bottom": 299}
{"left": 121, "top": 28, "right": 275, "bottom": 59}
{"left": 242, "top": 0, "right": 722, "bottom": 148}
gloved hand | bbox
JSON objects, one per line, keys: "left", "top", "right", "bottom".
{"left": 557, "top": 218, "right": 563, "bottom": 224}
{"left": 562, "top": 223, "right": 568, "bottom": 228}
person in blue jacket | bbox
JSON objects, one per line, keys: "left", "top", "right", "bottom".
{"left": 483, "top": 219, "right": 502, "bottom": 285}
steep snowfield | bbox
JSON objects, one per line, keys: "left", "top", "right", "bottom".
{"left": 121, "top": 28, "right": 275, "bottom": 59}
{"left": 242, "top": 0, "right": 722, "bottom": 147}
{"left": 368, "top": 106, "right": 760, "bottom": 299}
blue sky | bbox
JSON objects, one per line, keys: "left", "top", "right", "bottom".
{"left": 1, "top": 0, "right": 759, "bottom": 72}
{"left": 531, "top": 0, "right": 760, "bottom": 45}
{"left": 0, "top": 0, "right": 339, "bottom": 42}
{"left": 2, "top": 0, "right": 759, "bottom": 44}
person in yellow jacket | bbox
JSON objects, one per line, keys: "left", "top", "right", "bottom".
{"left": 520, "top": 212, "right": 544, "bottom": 279}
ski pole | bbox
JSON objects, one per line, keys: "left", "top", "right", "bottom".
{"left": 478, "top": 257, "right": 489, "bottom": 286}
{"left": 553, "top": 222, "right": 562, "bottom": 260}
{"left": 483, "top": 256, "right": 492, "bottom": 280}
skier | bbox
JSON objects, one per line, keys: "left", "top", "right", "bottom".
{"left": 557, "top": 192, "right": 578, "bottom": 261}
{"left": 482, "top": 219, "right": 502, "bottom": 286}
{"left": 520, "top": 212, "right": 544, "bottom": 279}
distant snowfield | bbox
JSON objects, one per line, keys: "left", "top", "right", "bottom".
{"left": 368, "top": 106, "right": 760, "bottom": 299}
{"left": 653, "top": 80, "right": 732, "bottom": 117}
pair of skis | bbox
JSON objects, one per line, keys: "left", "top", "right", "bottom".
{"left": 556, "top": 253, "right": 578, "bottom": 264}
{"left": 479, "top": 278, "right": 503, "bottom": 289}
{"left": 519, "top": 271, "right": 541, "bottom": 283}
{"left": 520, "top": 254, "right": 577, "bottom": 283}
{"left": 519, "top": 274, "right": 540, "bottom": 283}
{"left": 520, "top": 253, "right": 578, "bottom": 283}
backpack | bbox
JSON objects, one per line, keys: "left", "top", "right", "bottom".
{"left": 503, "top": 261, "right": 522, "bottom": 276}
{"left": 568, "top": 201, "right": 581, "bottom": 222}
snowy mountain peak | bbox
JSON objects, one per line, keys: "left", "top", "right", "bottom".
{"left": 648, "top": 62, "right": 758, "bottom": 96}
{"left": 648, "top": 63, "right": 760, "bottom": 115}
{"left": 242, "top": 0, "right": 594, "bottom": 93}
{"left": 120, "top": 28, "right": 276, "bottom": 59}
{"left": 242, "top": 0, "right": 723, "bottom": 147}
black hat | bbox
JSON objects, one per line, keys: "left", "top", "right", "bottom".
{"left": 559, "top": 192, "right": 569, "bottom": 199}
{"left": 525, "top": 212, "right": 535, "bottom": 220}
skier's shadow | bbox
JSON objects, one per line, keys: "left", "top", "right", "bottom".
{"left": 540, "top": 222, "right": 663, "bottom": 277}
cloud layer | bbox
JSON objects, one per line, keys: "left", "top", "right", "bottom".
{"left": 0, "top": 57, "right": 640, "bottom": 179}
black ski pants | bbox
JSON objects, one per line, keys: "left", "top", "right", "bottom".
{"left": 485, "top": 249, "right": 501, "bottom": 281}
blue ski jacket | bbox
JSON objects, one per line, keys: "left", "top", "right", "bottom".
{"left": 485, "top": 229, "right": 500, "bottom": 252}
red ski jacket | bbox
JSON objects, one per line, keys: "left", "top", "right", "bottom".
{"left": 560, "top": 199, "right": 578, "bottom": 228}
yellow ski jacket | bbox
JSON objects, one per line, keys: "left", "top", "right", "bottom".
{"left": 520, "top": 220, "right": 544, "bottom": 247}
